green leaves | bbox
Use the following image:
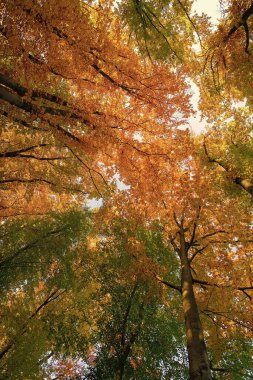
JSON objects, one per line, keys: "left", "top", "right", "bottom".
{"left": 0, "top": 1, "right": 253, "bottom": 379}
{"left": 0, "top": 211, "right": 89, "bottom": 291}
{"left": 0, "top": 210, "right": 92, "bottom": 379}
{"left": 84, "top": 218, "right": 187, "bottom": 379}
{"left": 117, "top": 0, "right": 195, "bottom": 62}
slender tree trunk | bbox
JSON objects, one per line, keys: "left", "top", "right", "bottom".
{"left": 115, "top": 366, "right": 123, "bottom": 380}
{"left": 114, "top": 283, "right": 139, "bottom": 380}
{"left": 115, "top": 353, "right": 128, "bottom": 380}
{"left": 179, "top": 231, "right": 212, "bottom": 380}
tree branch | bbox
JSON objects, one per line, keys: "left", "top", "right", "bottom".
{"left": 155, "top": 275, "right": 182, "bottom": 293}
{"left": 189, "top": 245, "right": 208, "bottom": 263}
{"left": 64, "top": 144, "right": 107, "bottom": 197}
{"left": 199, "top": 230, "right": 227, "bottom": 241}
{"left": 203, "top": 308, "right": 253, "bottom": 331}
{"left": 226, "top": 2, "right": 253, "bottom": 53}
{"left": 0, "top": 288, "right": 66, "bottom": 360}
{"left": 188, "top": 205, "right": 202, "bottom": 248}
{"left": 193, "top": 278, "right": 253, "bottom": 300}
{"left": 211, "top": 364, "right": 253, "bottom": 379}
{"left": 0, "top": 178, "right": 88, "bottom": 195}
{"left": 0, "top": 144, "right": 48, "bottom": 157}
{"left": 120, "top": 282, "right": 139, "bottom": 347}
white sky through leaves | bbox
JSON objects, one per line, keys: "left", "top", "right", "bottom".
{"left": 188, "top": 0, "right": 221, "bottom": 134}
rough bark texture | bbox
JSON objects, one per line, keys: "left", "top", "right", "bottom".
{"left": 179, "top": 231, "right": 212, "bottom": 380}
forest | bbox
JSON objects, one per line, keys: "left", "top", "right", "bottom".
{"left": 0, "top": 0, "right": 253, "bottom": 379}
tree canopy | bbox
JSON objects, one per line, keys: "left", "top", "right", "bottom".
{"left": 0, "top": 1, "right": 253, "bottom": 379}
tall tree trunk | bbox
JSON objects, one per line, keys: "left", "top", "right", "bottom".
{"left": 179, "top": 231, "right": 212, "bottom": 380}
{"left": 114, "top": 282, "right": 140, "bottom": 380}
{"left": 115, "top": 352, "right": 129, "bottom": 380}
{"left": 115, "top": 365, "right": 124, "bottom": 380}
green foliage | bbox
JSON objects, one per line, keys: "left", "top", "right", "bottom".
{"left": 4, "top": 321, "right": 48, "bottom": 380}
{"left": 117, "top": 0, "right": 195, "bottom": 61}
{"left": 1, "top": 1, "right": 253, "bottom": 379}
{"left": 0, "top": 210, "right": 92, "bottom": 379}
{"left": 211, "top": 337, "right": 253, "bottom": 380}
{"left": 85, "top": 219, "right": 188, "bottom": 379}
{"left": 0, "top": 211, "right": 90, "bottom": 292}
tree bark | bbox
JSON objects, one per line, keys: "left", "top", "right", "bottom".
{"left": 115, "top": 350, "right": 129, "bottom": 380}
{"left": 234, "top": 177, "right": 253, "bottom": 196}
{"left": 179, "top": 231, "right": 212, "bottom": 380}
{"left": 203, "top": 141, "right": 253, "bottom": 198}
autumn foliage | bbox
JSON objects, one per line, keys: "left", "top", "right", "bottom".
{"left": 0, "top": 0, "right": 253, "bottom": 379}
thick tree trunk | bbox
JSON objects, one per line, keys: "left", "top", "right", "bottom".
{"left": 179, "top": 232, "right": 212, "bottom": 380}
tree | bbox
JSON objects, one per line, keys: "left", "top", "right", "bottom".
{"left": 0, "top": 0, "right": 191, "bottom": 219}
{"left": 202, "top": 0, "right": 253, "bottom": 100}
{"left": 0, "top": 210, "right": 96, "bottom": 379}
{"left": 201, "top": 108, "right": 253, "bottom": 197}
{"left": 85, "top": 218, "right": 188, "bottom": 380}
{"left": 107, "top": 136, "right": 253, "bottom": 379}
{"left": 0, "top": 211, "right": 189, "bottom": 380}
{"left": 1, "top": 1, "right": 253, "bottom": 379}
{"left": 117, "top": 0, "right": 198, "bottom": 62}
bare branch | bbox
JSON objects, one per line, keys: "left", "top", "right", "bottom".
{"left": 155, "top": 275, "right": 182, "bottom": 293}
{"left": 65, "top": 144, "right": 107, "bottom": 197}
{"left": 199, "top": 230, "right": 227, "bottom": 241}
{"left": 173, "top": 211, "right": 181, "bottom": 228}
{"left": 0, "top": 144, "right": 49, "bottom": 157}
{"left": 188, "top": 205, "right": 202, "bottom": 248}
{"left": 203, "top": 308, "right": 253, "bottom": 331}
{"left": 210, "top": 364, "right": 253, "bottom": 379}
{"left": 193, "top": 278, "right": 253, "bottom": 300}
{"left": 189, "top": 245, "right": 208, "bottom": 263}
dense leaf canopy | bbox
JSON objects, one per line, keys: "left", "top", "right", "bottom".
{"left": 0, "top": 1, "right": 253, "bottom": 379}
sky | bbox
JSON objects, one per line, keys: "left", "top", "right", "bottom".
{"left": 187, "top": 0, "right": 221, "bottom": 134}
{"left": 192, "top": 0, "right": 221, "bottom": 25}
